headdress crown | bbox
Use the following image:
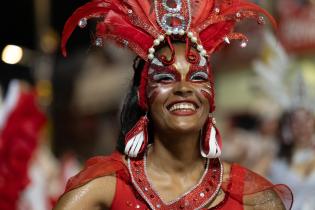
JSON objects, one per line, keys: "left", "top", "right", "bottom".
{"left": 62, "top": 0, "right": 276, "bottom": 61}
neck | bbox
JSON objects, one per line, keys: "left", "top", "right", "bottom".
{"left": 147, "top": 130, "right": 204, "bottom": 173}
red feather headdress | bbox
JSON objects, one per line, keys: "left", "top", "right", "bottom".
{"left": 62, "top": 0, "right": 276, "bottom": 61}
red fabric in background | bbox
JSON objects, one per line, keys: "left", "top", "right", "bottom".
{"left": 0, "top": 90, "right": 46, "bottom": 210}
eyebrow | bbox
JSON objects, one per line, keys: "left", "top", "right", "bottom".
{"left": 185, "top": 65, "right": 209, "bottom": 80}
{"left": 149, "top": 64, "right": 182, "bottom": 81}
{"left": 149, "top": 64, "right": 179, "bottom": 74}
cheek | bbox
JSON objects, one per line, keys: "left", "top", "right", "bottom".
{"left": 147, "top": 82, "right": 173, "bottom": 106}
{"left": 199, "top": 83, "right": 212, "bottom": 107}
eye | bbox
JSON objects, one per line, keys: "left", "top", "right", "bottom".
{"left": 152, "top": 73, "right": 175, "bottom": 83}
{"left": 190, "top": 71, "right": 208, "bottom": 81}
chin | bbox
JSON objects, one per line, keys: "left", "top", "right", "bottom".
{"left": 167, "top": 120, "right": 203, "bottom": 134}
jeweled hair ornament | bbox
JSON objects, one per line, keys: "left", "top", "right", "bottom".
{"left": 62, "top": 0, "right": 276, "bottom": 61}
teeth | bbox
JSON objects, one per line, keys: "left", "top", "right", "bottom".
{"left": 169, "top": 103, "right": 196, "bottom": 112}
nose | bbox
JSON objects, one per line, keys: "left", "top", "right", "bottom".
{"left": 173, "top": 80, "right": 193, "bottom": 97}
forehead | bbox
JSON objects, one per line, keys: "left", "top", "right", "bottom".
{"left": 150, "top": 43, "right": 207, "bottom": 75}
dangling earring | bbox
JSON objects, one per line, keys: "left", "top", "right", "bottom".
{"left": 200, "top": 115, "right": 222, "bottom": 158}
{"left": 124, "top": 115, "right": 149, "bottom": 158}
{"left": 124, "top": 63, "right": 150, "bottom": 158}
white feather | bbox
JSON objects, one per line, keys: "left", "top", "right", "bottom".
{"left": 133, "top": 132, "right": 144, "bottom": 156}
{"left": 129, "top": 135, "right": 141, "bottom": 157}
{"left": 130, "top": 132, "right": 143, "bottom": 157}
{"left": 125, "top": 137, "right": 136, "bottom": 156}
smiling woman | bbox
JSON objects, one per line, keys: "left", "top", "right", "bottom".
{"left": 54, "top": 0, "right": 293, "bottom": 209}
{"left": 148, "top": 44, "right": 211, "bottom": 134}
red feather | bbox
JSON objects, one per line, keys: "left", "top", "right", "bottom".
{"left": 104, "top": 11, "right": 153, "bottom": 59}
{"left": 191, "top": 0, "right": 215, "bottom": 26}
{"left": 198, "top": 0, "right": 276, "bottom": 53}
{"left": 123, "top": 0, "right": 160, "bottom": 33}
{"left": 61, "top": 0, "right": 124, "bottom": 56}
{"left": 61, "top": 0, "right": 277, "bottom": 59}
{"left": 221, "top": 1, "right": 277, "bottom": 28}
{"left": 200, "top": 21, "right": 235, "bottom": 50}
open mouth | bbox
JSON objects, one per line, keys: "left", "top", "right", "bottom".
{"left": 167, "top": 101, "right": 199, "bottom": 115}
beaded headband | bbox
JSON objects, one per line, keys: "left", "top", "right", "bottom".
{"left": 62, "top": 0, "right": 276, "bottom": 62}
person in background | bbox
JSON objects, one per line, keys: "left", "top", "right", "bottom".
{"left": 0, "top": 80, "right": 46, "bottom": 210}
{"left": 269, "top": 108, "right": 315, "bottom": 210}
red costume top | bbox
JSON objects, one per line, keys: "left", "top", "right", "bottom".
{"left": 62, "top": 152, "right": 293, "bottom": 210}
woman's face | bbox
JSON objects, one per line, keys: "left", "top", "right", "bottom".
{"left": 147, "top": 44, "right": 212, "bottom": 134}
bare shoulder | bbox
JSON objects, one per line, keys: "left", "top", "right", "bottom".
{"left": 53, "top": 176, "right": 116, "bottom": 210}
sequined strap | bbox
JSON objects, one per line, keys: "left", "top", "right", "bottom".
{"left": 128, "top": 157, "right": 223, "bottom": 210}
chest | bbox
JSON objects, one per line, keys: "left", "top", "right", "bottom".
{"left": 111, "top": 178, "right": 243, "bottom": 210}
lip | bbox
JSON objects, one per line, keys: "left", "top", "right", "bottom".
{"left": 166, "top": 100, "right": 200, "bottom": 116}
{"left": 169, "top": 109, "right": 198, "bottom": 116}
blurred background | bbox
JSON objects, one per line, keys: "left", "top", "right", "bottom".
{"left": 0, "top": 0, "right": 315, "bottom": 210}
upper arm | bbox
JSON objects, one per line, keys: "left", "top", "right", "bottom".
{"left": 243, "top": 189, "right": 285, "bottom": 210}
{"left": 53, "top": 176, "right": 116, "bottom": 210}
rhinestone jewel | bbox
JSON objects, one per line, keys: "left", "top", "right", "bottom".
{"left": 236, "top": 12, "right": 241, "bottom": 18}
{"left": 78, "top": 18, "right": 87, "bottom": 28}
{"left": 223, "top": 36, "right": 230, "bottom": 44}
{"left": 156, "top": 204, "right": 161, "bottom": 208}
{"left": 185, "top": 201, "right": 190, "bottom": 206}
{"left": 240, "top": 40, "right": 248, "bottom": 48}
{"left": 95, "top": 37, "right": 103, "bottom": 47}
{"left": 123, "top": 40, "right": 129, "bottom": 47}
{"left": 257, "top": 16, "right": 265, "bottom": 25}
{"left": 200, "top": 192, "right": 205, "bottom": 197}
{"left": 162, "top": 0, "right": 182, "bottom": 13}
{"left": 214, "top": 7, "right": 220, "bottom": 14}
